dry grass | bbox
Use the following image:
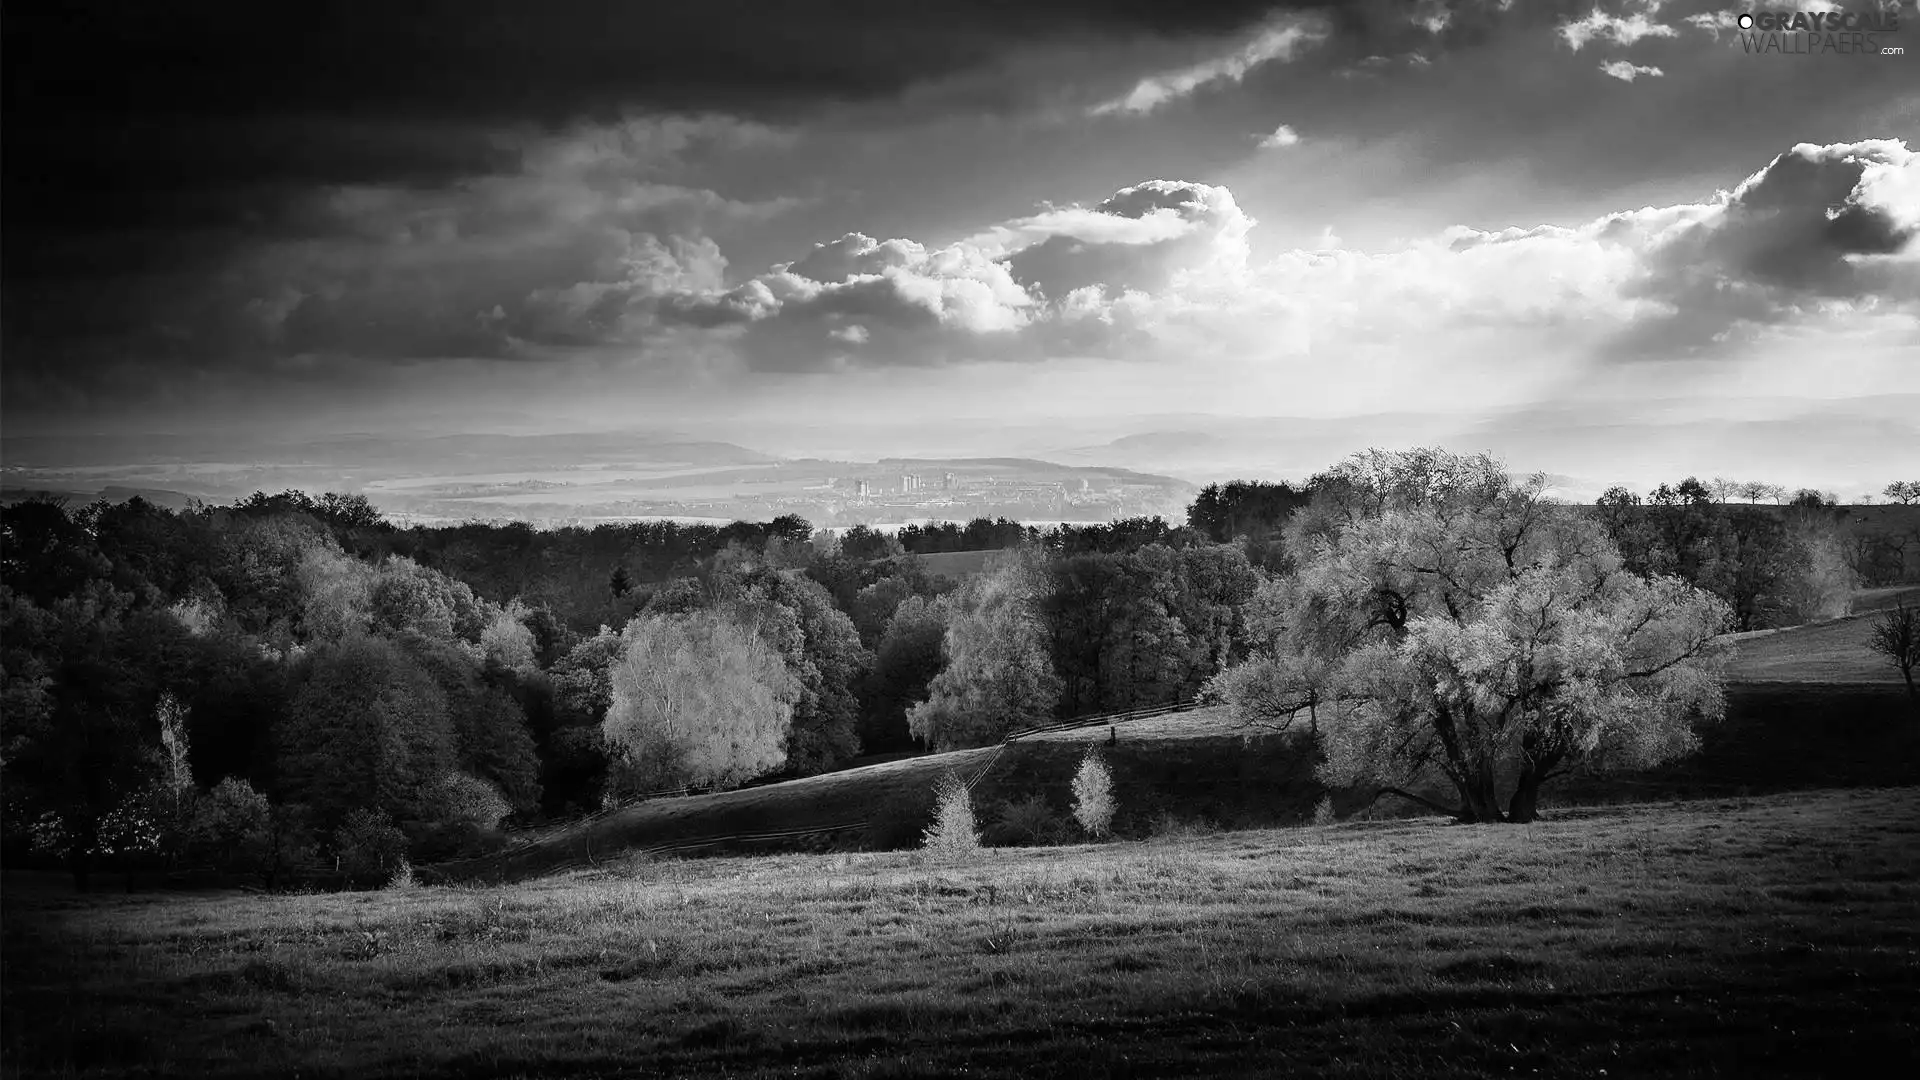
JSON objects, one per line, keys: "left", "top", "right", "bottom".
{"left": 1724, "top": 611, "right": 1910, "bottom": 684}
{"left": 6, "top": 787, "right": 1917, "bottom": 1079}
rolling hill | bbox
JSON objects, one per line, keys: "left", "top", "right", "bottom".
{"left": 431, "top": 589, "right": 1920, "bottom": 885}
{"left": 1722, "top": 586, "right": 1919, "bottom": 684}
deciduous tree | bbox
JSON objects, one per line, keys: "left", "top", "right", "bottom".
{"left": 603, "top": 610, "right": 800, "bottom": 792}
{"left": 1868, "top": 603, "right": 1919, "bottom": 701}
{"left": 1219, "top": 449, "right": 1731, "bottom": 824}
{"left": 909, "top": 553, "right": 1061, "bottom": 750}
{"left": 277, "top": 634, "right": 457, "bottom": 835}
{"left": 714, "top": 564, "right": 871, "bottom": 774}
{"left": 860, "top": 596, "right": 949, "bottom": 754}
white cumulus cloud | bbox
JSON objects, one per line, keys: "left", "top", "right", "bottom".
{"left": 1258, "top": 124, "right": 1302, "bottom": 149}
{"left": 1559, "top": 1, "right": 1679, "bottom": 51}
{"left": 1599, "top": 59, "right": 1665, "bottom": 80}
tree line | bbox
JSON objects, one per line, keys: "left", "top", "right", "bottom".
{"left": 2, "top": 464, "right": 1911, "bottom": 885}
{"left": 0, "top": 494, "right": 1259, "bottom": 886}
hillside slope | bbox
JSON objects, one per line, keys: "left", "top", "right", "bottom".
{"left": 432, "top": 668, "right": 1920, "bottom": 885}
{"left": 1722, "top": 585, "right": 1920, "bottom": 683}
{"left": 430, "top": 588, "right": 1920, "bottom": 885}
{"left": 428, "top": 707, "right": 1322, "bottom": 884}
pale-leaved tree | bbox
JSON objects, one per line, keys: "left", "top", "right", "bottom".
{"left": 604, "top": 609, "right": 800, "bottom": 792}
{"left": 1218, "top": 448, "right": 1732, "bottom": 824}
{"left": 1071, "top": 747, "right": 1116, "bottom": 838}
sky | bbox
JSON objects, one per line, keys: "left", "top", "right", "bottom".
{"left": 4, "top": 0, "right": 1918, "bottom": 493}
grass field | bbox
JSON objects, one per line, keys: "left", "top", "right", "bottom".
{"left": 1721, "top": 585, "right": 1919, "bottom": 684}
{"left": 5, "top": 788, "right": 1917, "bottom": 1079}
{"left": 8, "top": 589, "right": 1914, "bottom": 1078}
{"left": 1848, "top": 585, "right": 1920, "bottom": 614}
{"left": 1723, "top": 617, "right": 1901, "bottom": 683}
{"left": 898, "top": 549, "right": 1003, "bottom": 581}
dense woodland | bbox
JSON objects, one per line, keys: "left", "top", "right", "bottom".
{"left": 2, "top": 469, "right": 1914, "bottom": 885}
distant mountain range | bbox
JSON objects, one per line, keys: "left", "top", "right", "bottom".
{"left": 5, "top": 394, "right": 1912, "bottom": 521}
{"left": 0, "top": 431, "right": 777, "bottom": 471}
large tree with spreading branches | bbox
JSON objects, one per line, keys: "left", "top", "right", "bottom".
{"left": 1213, "top": 448, "right": 1732, "bottom": 824}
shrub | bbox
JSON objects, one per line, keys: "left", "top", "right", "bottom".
{"left": 1312, "top": 795, "right": 1336, "bottom": 826}
{"left": 1148, "top": 811, "right": 1218, "bottom": 842}
{"left": 384, "top": 858, "right": 419, "bottom": 891}
{"left": 921, "top": 773, "right": 981, "bottom": 858}
{"left": 986, "top": 794, "right": 1066, "bottom": 847}
{"left": 432, "top": 772, "right": 512, "bottom": 832}
{"left": 95, "top": 787, "right": 166, "bottom": 859}
{"left": 1071, "top": 747, "right": 1115, "bottom": 839}
{"left": 333, "top": 808, "right": 409, "bottom": 886}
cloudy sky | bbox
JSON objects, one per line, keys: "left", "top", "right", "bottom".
{"left": 4, "top": 0, "right": 1917, "bottom": 489}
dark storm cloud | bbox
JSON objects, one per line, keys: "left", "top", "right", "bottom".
{"left": 4, "top": 1, "right": 1298, "bottom": 204}
{"left": 3, "top": 0, "right": 1361, "bottom": 411}
{"left": 6, "top": 2, "right": 1311, "bottom": 125}
{"left": 4, "top": 0, "right": 1450, "bottom": 242}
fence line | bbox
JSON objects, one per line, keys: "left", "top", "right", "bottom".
{"left": 1001, "top": 698, "right": 1205, "bottom": 742}
{"left": 636, "top": 820, "right": 871, "bottom": 857}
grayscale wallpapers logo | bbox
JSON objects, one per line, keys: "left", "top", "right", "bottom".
{"left": 1734, "top": 9, "right": 1905, "bottom": 56}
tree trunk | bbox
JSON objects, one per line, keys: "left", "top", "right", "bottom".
{"left": 1507, "top": 743, "right": 1561, "bottom": 824}
{"left": 1432, "top": 706, "right": 1484, "bottom": 820}
{"left": 68, "top": 818, "right": 99, "bottom": 892}
{"left": 1460, "top": 787, "right": 1504, "bottom": 823}
{"left": 1507, "top": 768, "right": 1543, "bottom": 824}
{"left": 1454, "top": 768, "right": 1505, "bottom": 824}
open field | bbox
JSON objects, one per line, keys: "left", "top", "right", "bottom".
{"left": 1722, "top": 586, "right": 1920, "bottom": 684}
{"left": 1724, "top": 617, "right": 1903, "bottom": 683}
{"left": 5, "top": 788, "right": 1917, "bottom": 1079}
{"left": 1849, "top": 585, "right": 1920, "bottom": 614}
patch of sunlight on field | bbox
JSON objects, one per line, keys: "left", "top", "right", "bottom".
{"left": 1724, "top": 615, "right": 1905, "bottom": 683}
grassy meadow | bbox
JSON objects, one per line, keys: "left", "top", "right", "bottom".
{"left": 1721, "top": 586, "right": 1920, "bottom": 684}
{"left": 6, "top": 787, "right": 1919, "bottom": 1079}
{"left": 5, "top": 587, "right": 1918, "bottom": 1078}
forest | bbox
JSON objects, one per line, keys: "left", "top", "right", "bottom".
{"left": 2, "top": 466, "right": 1912, "bottom": 887}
